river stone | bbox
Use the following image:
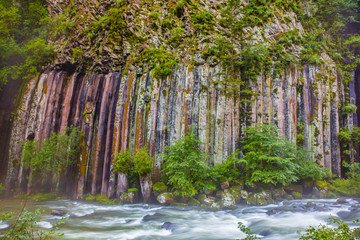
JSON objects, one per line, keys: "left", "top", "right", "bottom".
{"left": 246, "top": 197, "right": 257, "bottom": 205}
{"left": 201, "top": 197, "right": 220, "bottom": 210}
{"left": 272, "top": 188, "right": 286, "bottom": 200}
{"left": 221, "top": 192, "right": 236, "bottom": 209}
{"left": 51, "top": 209, "right": 67, "bottom": 216}
{"left": 142, "top": 213, "right": 163, "bottom": 222}
{"left": 228, "top": 186, "right": 242, "bottom": 203}
{"left": 157, "top": 192, "right": 175, "bottom": 205}
{"left": 171, "top": 202, "right": 189, "bottom": 207}
{"left": 162, "top": 222, "right": 177, "bottom": 232}
{"left": 259, "top": 229, "right": 271, "bottom": 236}
{"left": 121, "top": 192, "right": 137, "bottom": 204}
{"left": 202, "top": 197, "right": 215, "bottom": 207}
{"left": 188, "top": 198, "right": 200, "bottom": 206}
{"left": 337, "top": 211, "right": 351, "bottom": 219}
{"left": 240, "top": 190, "right": 249, "bottom": 200}
{"left": 266, "top": 208, "right": 281, "bottom": 215}
{"left": 336, "top": 198, "right": 347, "bottom": 204}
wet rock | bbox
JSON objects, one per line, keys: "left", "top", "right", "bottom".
{"left": 292, "top": 203, "right": 306, "bottom": 211}
{"left": 306, "top": 201, "right": 315, "bottom": 208}
{"left": 51, "top": 209, "right": 67, "bottom": 216}
{"left": 162, "top": 222, "right": 177, "bottom": 232}
{"left": 171, "top": 202, "right": 188, "bottom": 207}
{"left": 285, "top": 184, "right": 303, "bottom": 193}
{"left": 198, "top": 194, "right": 206, "bottom": 203}
{"left": 272, "top": 188, "right": 286, "bottom": 200}
{"left": 246, "top": 197, "right": 257, "bottom": 205}
{"left": 157, "top": 192, "right": 175, "bottom": 205}
{"left": 336, "top": 198, "right": 347, "bottom": 204}
{"left": 220, "top": 181, "right": 230, "bottom": 190}
{"left": 337, "top": 211, "right": 352, "bottom": 219}
{"left": 142, "top": 213, "right": 163, "bottom": 222}
{"left": 188, "top": 198, "right": 200, "bottom": 207}
{"left": 266, "top": 208, "right": 281, "bottom": 215}
{"left": 201, "top": 197, "right": 221, "bottom": 210}
{"left": 292, "top": 191, "right": 303, "bottom": 199}
{"left": 259, "top": 229, "right": 271, "bottom": 236}
{"left": 221, "top": 192, "right": 236, "bottom": 209}
{"left": 121, "top": 192, "right": 137, "bottom": 204}
{"left": 314, "top": 203, "right": 329, "bottom": 212}
{"left": 240, "top": 190, "right": 249, "bottom": 200}
{"left": 228, "top": 186, "right": 242, "bottom": 203}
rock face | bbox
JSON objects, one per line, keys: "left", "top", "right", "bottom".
{"left": 3, "top": 61, "right": 359, "bottom": 199}
{"left": 2, "top": 0, "right": 360, "bottom": 201}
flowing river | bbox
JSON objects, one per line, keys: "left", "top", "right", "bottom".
{"left": 1, "top": 198, "right": 360, "bottom": 239}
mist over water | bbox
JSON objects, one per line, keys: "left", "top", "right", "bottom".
{"left": 2, "top": 198, "right": 360, "bottom": 240}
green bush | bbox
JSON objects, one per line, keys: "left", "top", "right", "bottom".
{"left": 133, "top": 147, "right": 153, "bottom": 178}
{"left": 212, "top": 150, "right": 246, "bottom": 185}
{"left": 22, "top": 126, "right": 83, "bottom": 175}
{"left": 1, "top": 209, "right": 65, "bottom": 239}
{"left": 113, "top": 149, "right": 132, "bottom": 174}
{"left": 299, "top": 218, "right": 360, "bottom": 239}
{"left": 153, "top": 182, "right": 167, "bottom": 192}
{"left": 241, "top": 125, "right": 326, "bottom": 187}
{"left": 21, "top": 126, "right": 83, "bottom": 192}
{"left": 161, "top": 131, "right": 212, "bottom": 197}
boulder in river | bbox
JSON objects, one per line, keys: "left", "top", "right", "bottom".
{"left": 336, "top": 198, "right": 347, "bottom": 204}
{"left": 259, "top": 229, "right": 271, "bottom": 237}
{"left": 51, "top": 209, "right": 67, "bottom": 216}
{"left": 188, "top": 198, "right": 200, "bottom": 206}
{"left": 142, "top": 213, "right": 163, "bottom": 222}
{"left": 157, "top": 192, "right": 175, "bottom": 205}
{"left": 221, "top": 192, "right": 236, "bottom": 209}
{"left": 162, "top": 222, "right": 177, "bottom": 232}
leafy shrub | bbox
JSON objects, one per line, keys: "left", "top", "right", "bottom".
{"left": 299, "top": 218, "right": 360, "bottom": 239}
{"left": 153, "top": 182, "right": 167, "bottom": 192}
{"left": 1, "top": 209, "right": 65, "bottom": 239}
{"left": 139, "top": 48, "right": 177, "bottom": 80}
{"left": 22, "top": 126, "right": 83, "bottom": 175}
{"left": 342, "top": 104, "right": 357, "bottom": 114}
{"left": 241, "top": 125, "right": 326, "bottom": 187}
{"left": 113, "top": 149, "right": 132, "bottom": 174}
{"left": 212, "top": 150, "right": 246, "bottom": 184}
{"left": 161, "top": 131, "right": 211, "bottom": 197}
{"left": 327, "top": 163, "right": 360, "bottom": 196}
{"left": 133, "top": 146, "right": 153, "bottom": 178}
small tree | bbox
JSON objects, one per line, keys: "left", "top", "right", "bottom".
{"left": 161, "top": 131, "right": 211, "bottom": 197}
{"left": 21, "top": 126, "right": 83, "bottom": 192}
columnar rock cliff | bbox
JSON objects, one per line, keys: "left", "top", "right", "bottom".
{"left": 4, "top": 61, "right": 359, "bottom": 198}
{"left": 1, "top": 0, "right": 360, "bottom": 199}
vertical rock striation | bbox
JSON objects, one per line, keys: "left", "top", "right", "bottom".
{"left": 4, "top": 61, "right": 359, "bottom": 198}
